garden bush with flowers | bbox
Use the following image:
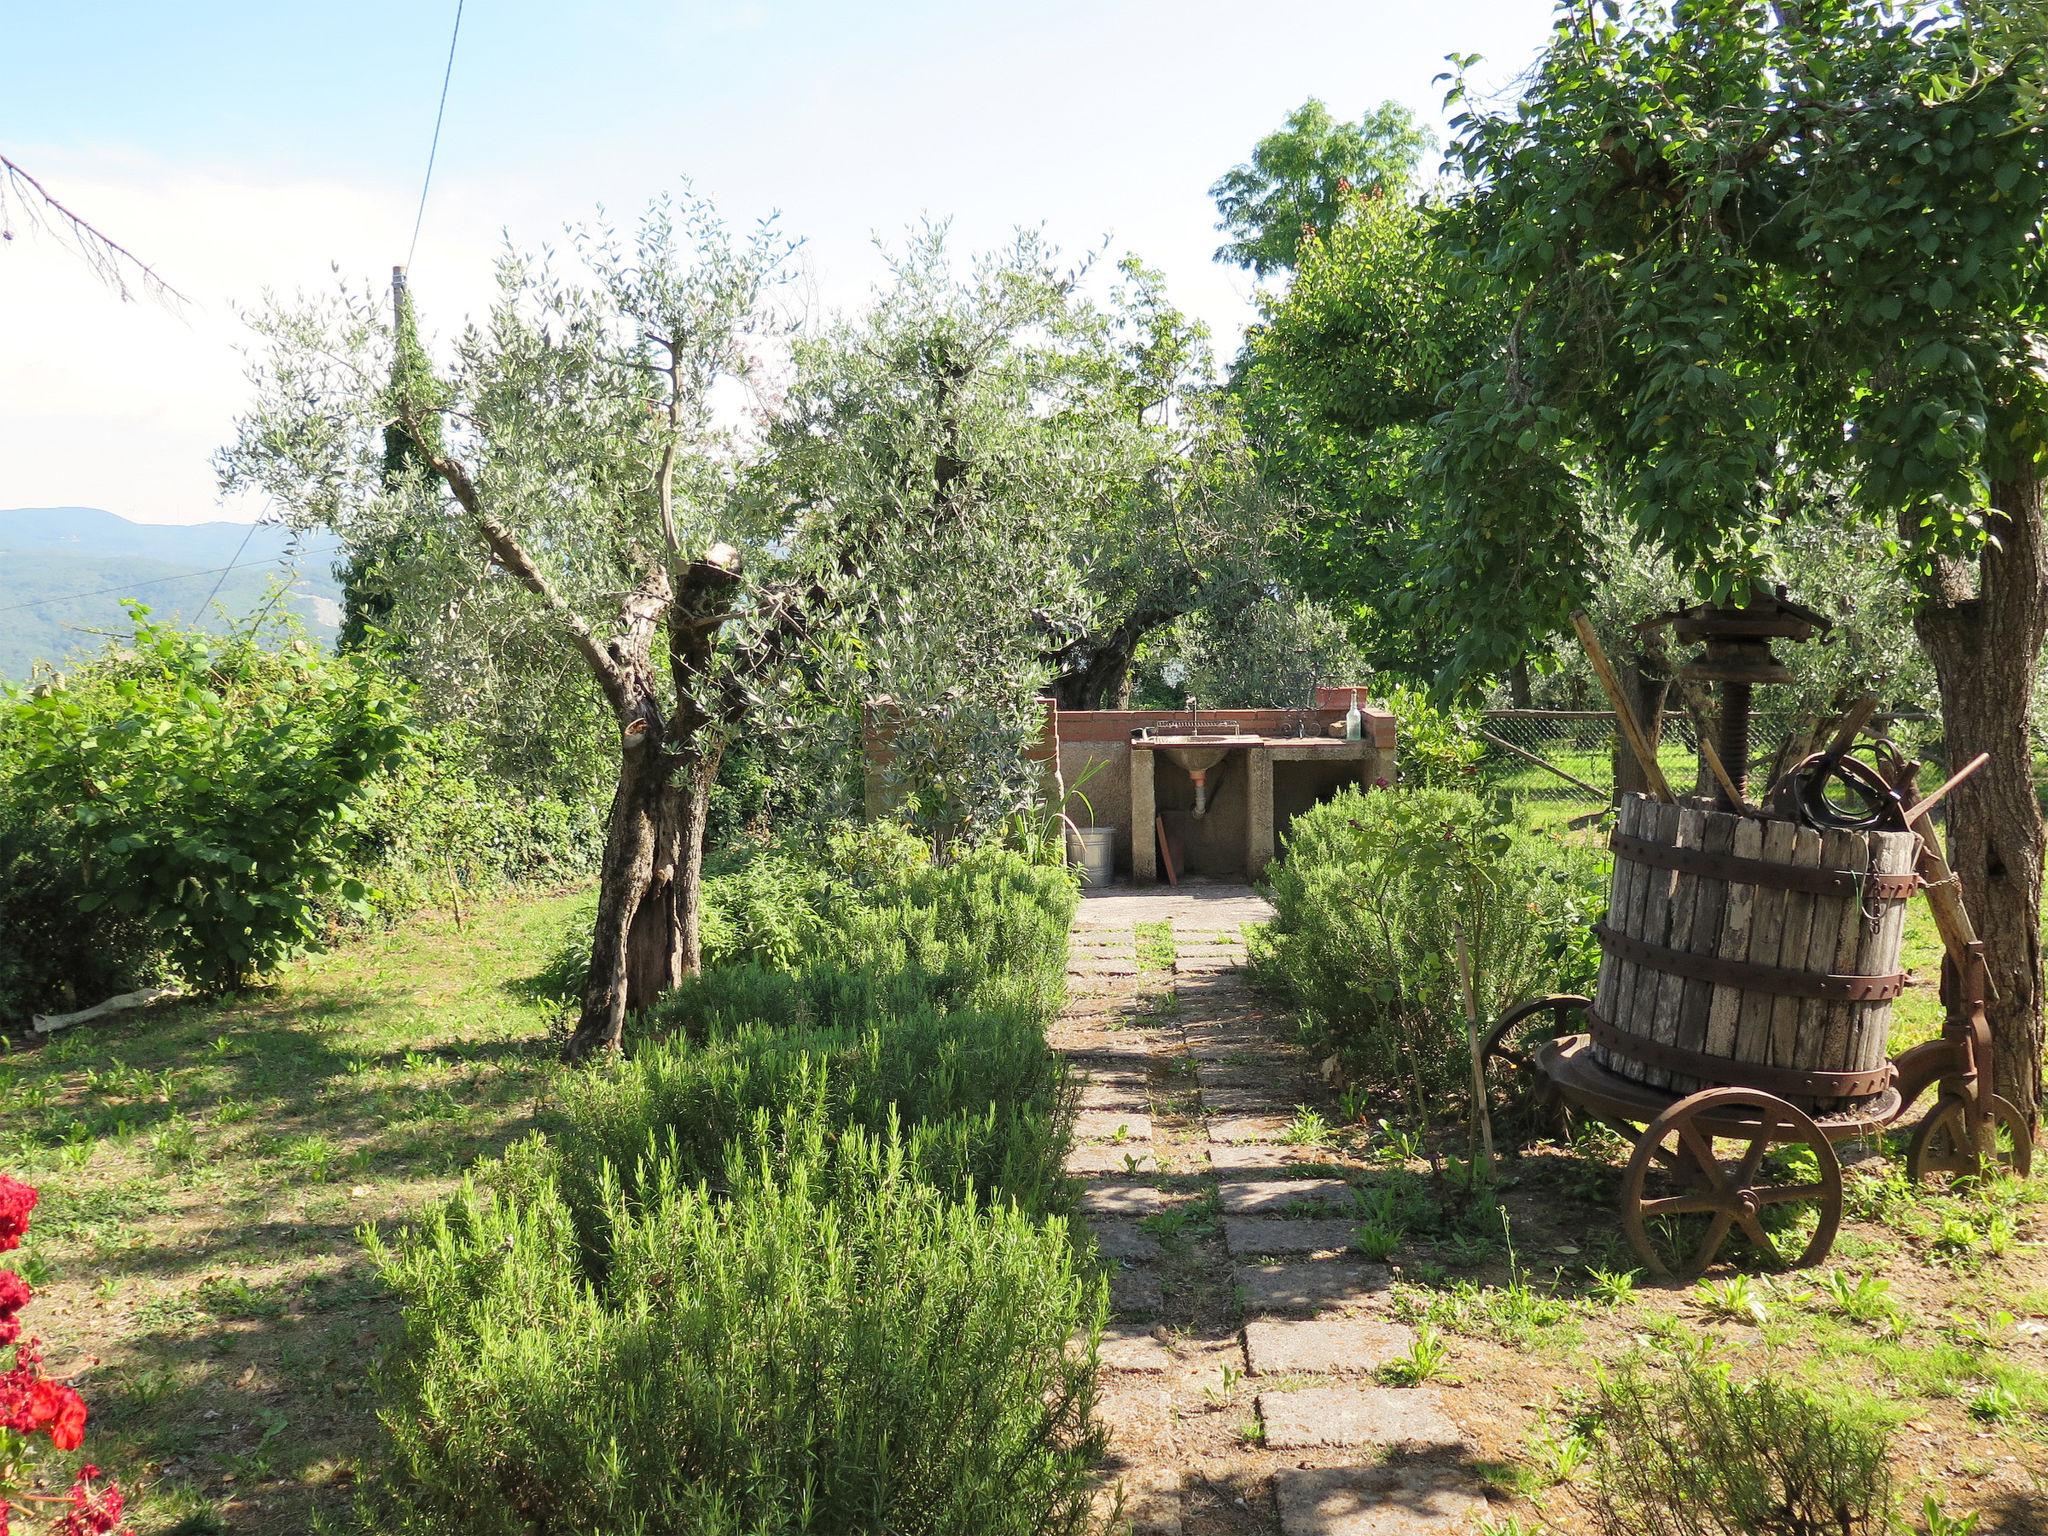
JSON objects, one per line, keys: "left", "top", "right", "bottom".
{"left": 367, "top": 847, "right": 1103, "bottom": 1535}
{"left": 0, "top": 1177, "right": 127, "bottom": 1536}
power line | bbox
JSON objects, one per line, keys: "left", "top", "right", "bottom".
{"left": 199, "top": 516, "right": 264, "bottom": 613}
{"left": 406, "top": 0, "right": 466, "bottom": 271}
{"left": 0, "top": 554, "right": 306, "bottom": 617}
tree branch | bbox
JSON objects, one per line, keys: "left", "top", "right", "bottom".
{"left": 1, "top": 153, "right": 189, "bottom": 306}
{"left": 396, "top": 399, "right": 633, "bottom": 714}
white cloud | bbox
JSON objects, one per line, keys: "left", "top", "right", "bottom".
{"left": 0, "top": 150, "right": 525, "bottom": 525}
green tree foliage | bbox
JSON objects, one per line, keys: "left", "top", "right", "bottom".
{"left": 337, "top": 278, "right": 449, "bottom": 654}
{"left": 1240, "top": 191, "right": 1512, "bottom": 678}
{"left": 1135, "top": 594, "right": 1369, "bottom": 712}
{"left": 1209, "top": 98, "right": 1432, "bottom": 277}
{"left": 0, "top": 606, "right": 409, "bottom": 999}
{"left": 1249, "top": 0, "right": 2048, "bottom": 1114}
{"left": 755, "top": 230, "right": 1270, "bottom": 846}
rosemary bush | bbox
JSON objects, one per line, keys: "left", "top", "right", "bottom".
{"left": 371, "top": 838, "right": 1091, "bottom": 1532}
{"left": 1592, "top": 1352, "right": 1895, "bottom": 1536}
{"left": 373, "top": 1112, "right": 1105, "bottom": 1536}
{"left": 1254, "top": 786, "right": 1601, "bottom": 1098}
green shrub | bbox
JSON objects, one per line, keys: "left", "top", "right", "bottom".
{"left": 1591, "top": 1352, "right": 1896, "bottom": 1536}
{"left": 0, "top": 807, "right": 162, "bottom": 1019}
{"left": 1255, "top": 786, "right": 1602, "bottom": 1097}
{"left": 336, "top": 721, "right": 601, "bottom": 918}
{"left": 371, "top": 1110, "right": 1105, "bottom": 1536}
{"left": 1382, "top": 683, "right": 1485, "bottom": 788}
{"left": 545, "top": 1005, "right": 1074, "bottom": 1267}
{"left": 0, "top": 607, "right": 409, "bottom": 1000}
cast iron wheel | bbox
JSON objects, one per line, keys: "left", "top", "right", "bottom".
{"left": 1907, "top": 1092, "right": 2035, "bottom": 1185}
{"left": 1620, "top": 1087, "right": 1842, "bottom": 1281}
{"left": 1480, "top": 995, "right": 1587, "bottom": 1136}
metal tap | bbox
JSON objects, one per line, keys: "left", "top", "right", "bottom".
{"left": 1186, "top": 695, "right": 1199, "bottom": 733}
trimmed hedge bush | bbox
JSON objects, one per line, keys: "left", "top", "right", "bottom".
{"left": 372, "top": 1112, "right": 1105, "bottom": 1536}
{"left": 1254, "top": 786, "right": 1603, "bottom": 1097}
{"left": 372, "top": 838, "right": 1092, "bottom": 1533}
{"left": 542, "top": 1005, "right": 1073, "bottom": 1267}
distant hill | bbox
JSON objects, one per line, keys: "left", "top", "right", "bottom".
{"left": 0, "top": 507, "right": 345, "bottom": 680}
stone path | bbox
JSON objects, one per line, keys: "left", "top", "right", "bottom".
{"left": 1052, "top": 883, "right": 1493, "bottom": 1536}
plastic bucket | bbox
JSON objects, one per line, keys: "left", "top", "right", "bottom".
{"left": 1073, "top": 827, "right": 1116, "bottom": 888}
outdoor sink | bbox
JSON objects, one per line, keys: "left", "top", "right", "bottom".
{"left": 1146, "top": 736, "right": 1259, "bottom": 775}
{"left": 1131, "top": 729, "right": 1261, "bottom": 817}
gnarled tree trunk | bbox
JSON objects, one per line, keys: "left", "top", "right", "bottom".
{"left": 1913, "top": 473, "right": 2048, "bottom": 1124}
{"left": 576, "top": 729, "right": 724, "bottom": 1058}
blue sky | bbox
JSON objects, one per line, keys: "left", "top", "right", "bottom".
{"left": 1, "top": 0, "right": 1558, "bottom": 523}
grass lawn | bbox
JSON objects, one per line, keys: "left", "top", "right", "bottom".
{"left": 0, "top": 889, "right": 590, "bottom": 1535}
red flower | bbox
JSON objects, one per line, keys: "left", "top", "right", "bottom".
{"left": 47, "top": 1382, "right": 89, "bottom": 1450}
{"left": 55, "top": 1467, "right": 125, "bottom": 1536}
{"left": 0, "top": 1177, "right": 36, "bottom": 1252}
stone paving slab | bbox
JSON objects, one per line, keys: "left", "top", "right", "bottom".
{"left": 1079, "top": 1083, "right": 1154, "bottom": 1114}
{"left": 1067, "top": 1145, "right": 1156, "bottom": 1175}
{"left": 1233, "top": 1260, "right": 1389, "bottom": 1315}
{"left": 1092, "top": 1218, "right": 1165, "bottom": 1262}
{"left": 1223, "top": 1217, "right": 1357, "bottom": 1257}
{"left": 1078, "top": 1181, "right": 1174, "bottom": 1217}
{"left": 1097, "top": 1323, "right": 1176, "bottom": 1373}
{"left": 1207, "top": 1143, "right": 1331, "bottom": 1172}
{"left": 1218, "top": 1177, "right": 1356, "bottom": 1215}
{"left": 1110, "top": 1266, "right": 1164, "bottom": 1317}
{"left": 1076, "top": 1109, "right": 1155, "bottom": 1143}
{"left": 1208, "top": 1115, "right": 1297, "bottom": 1145}
{"left": 1257, "top": 1385, "right": 1463, "bottom": 1452}
{"left": 1201, "top": 1085, "right": 1295, "bottom": 1119}
{"left": 1271, "top": 1467, "right": 1490, "bottom": 1536}
{"left": 1064, "top": 1039, "right": 1171, "bottom": 1066}
{"left": 1093, "top": 1465, "right": 1183, "bottom": 1536}
{"left": 1243, "top": 1316, "right": 1413, "bottom": 1375}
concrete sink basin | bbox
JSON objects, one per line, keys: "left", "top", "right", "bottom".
{"left": 1133, "top": 731, "right": 1261, "bottom": 817}
{"left": 1143, "top": 735, "right": 1260, "bottom": 775}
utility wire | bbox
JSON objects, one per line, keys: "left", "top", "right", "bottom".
{"left": 406, "top": 0, "right": 466, "bottom": 271}
{"left": 0, "top": 554, "right": 306, "bottom": 617}
{"left": 199, "top": 516, "right": 264, "bottom": 613}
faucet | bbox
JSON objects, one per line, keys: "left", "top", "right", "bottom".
{"left": 1186, "top": 695, "right": 1199, "bottom": 734}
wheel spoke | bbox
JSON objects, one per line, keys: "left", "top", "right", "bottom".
{"left": 1753, "top": 1182, "right": 1830, "bottom": 1206}
{"left": 1677, "top": 1124, "right": 1726, "bottom": 1190}
{"left": 1730, "top": 1114, "right": 1777, "bottom": 1188}
{"left": 1640, "top": 1192, "right": 1724, "bottom": 1217}
{"left": 1684, "top": 1209, "right": 1736, "bottom": 1275}
{"left": 1735, "top": 1210, "right": 1780, "bottom": 1256}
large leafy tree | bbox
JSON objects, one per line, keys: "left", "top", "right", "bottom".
{"left": 758, "top": 232, "right": 1269, "bottom": 841}
{"left": 1209, "top": 99, "right": 1432, "bottom": 278}
{"left": 222, "top": 192, "right": 817, "bottom": 1056}
{"left": 1258, "top": 0, "right": 2048, "bottom": 1115}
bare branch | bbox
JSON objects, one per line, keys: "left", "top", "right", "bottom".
{"left": 1, "top": 153, "right": 190, "bottom": 307}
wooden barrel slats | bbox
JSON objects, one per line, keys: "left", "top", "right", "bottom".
{"left": 1589, "top": 794, "right": 1918, "bottom": 1110}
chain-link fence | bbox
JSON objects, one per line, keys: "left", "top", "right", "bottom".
{"left": 1475, "top": 709, "right": 1942, "bottom": 826}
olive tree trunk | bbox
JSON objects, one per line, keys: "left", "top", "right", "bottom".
{"left": 572, "top": 717, "right": 725, "bottom": 1060}
{"left": 1913, "top": 473, "right": 2048, "bottom": 1124}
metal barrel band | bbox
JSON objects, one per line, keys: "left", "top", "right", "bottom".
{"left": 1588, "top": 1011, "right": 1896, "bottom": 1101}
{"left": 1591, "top": 923, "right": 1907, "bottom": 1001}
{"left": 1607, "top": 832, "right": 1920, "bottom": 901}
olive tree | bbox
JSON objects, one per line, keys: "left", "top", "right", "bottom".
{"left": 755, "top": 230, "right": 1269, "bottom": 844}
{"left": 221, "top": 191, "right": 814, "bottom": 1056}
